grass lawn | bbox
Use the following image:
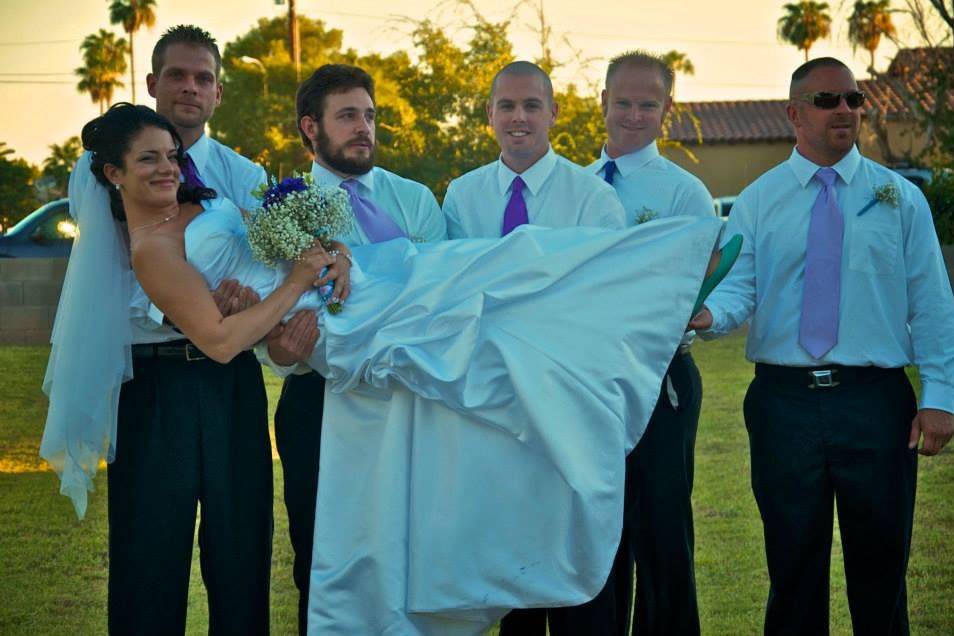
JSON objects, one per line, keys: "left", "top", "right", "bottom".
{"left": 1, "top": 336, "right": 951, "bottom": 634}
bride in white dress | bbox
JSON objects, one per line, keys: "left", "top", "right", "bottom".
{"left": 44, "top": 104, "right": 726, "bottom": 634}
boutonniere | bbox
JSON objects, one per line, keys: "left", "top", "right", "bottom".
{"left": 635, "top": 207, "right": 658, "bottom": 225}
{"left": 857, "top": 183, "right": 900, "bottom": 216}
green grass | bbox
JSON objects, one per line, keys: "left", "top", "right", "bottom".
{"left": 1, "top": 338, "right": 951, "bottom": 634}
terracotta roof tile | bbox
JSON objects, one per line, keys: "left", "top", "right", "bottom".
{"left": 666, "top": 48, "right": 952, "bottom": 144}
{"left": 667, "top": 100, "right": 793, "bottom": 144}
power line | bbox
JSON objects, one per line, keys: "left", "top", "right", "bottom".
{"left": 0, "top": 72, "right": 76, "bottom": 76}
{"left": 0, "top": 38, "right": 77, "bottom": 47}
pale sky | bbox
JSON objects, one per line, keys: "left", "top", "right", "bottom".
{"left": 0, "top": 0, "right": 923, "bottom": 165}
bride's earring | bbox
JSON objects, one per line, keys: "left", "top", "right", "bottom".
{"left": 114, "top": 183, "right": 122, "bottom": 190}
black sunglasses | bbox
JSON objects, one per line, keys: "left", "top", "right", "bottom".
{"left": 795, "top": 90, "right": 866, "bottom": 110}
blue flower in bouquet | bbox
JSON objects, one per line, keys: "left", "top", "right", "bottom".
{"left": 261, "top": 176, "right": 310, "bottom": 209}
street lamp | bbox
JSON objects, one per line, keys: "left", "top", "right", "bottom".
{"left": 239, "top": 55, "right": 269, "bottom": 98}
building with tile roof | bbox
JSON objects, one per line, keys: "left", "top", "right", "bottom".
{"left": 660, "top": 47, "right": 952, "bottom": 197}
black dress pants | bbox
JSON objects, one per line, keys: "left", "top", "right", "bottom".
{"left": 744, "top": 364, "right": 917, "bottom": 636}
{"left": 107, "top": 350, "right": 272, "bottom": 636}
{"left": 501, "top": 352, "right": 701, "bottom": 636}
{"left": 273, "top": 371, "right": 326, "bottom": 636}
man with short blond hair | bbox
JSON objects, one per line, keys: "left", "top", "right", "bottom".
{"left": 585, "top": 49, "right": 714, "bottom": 636}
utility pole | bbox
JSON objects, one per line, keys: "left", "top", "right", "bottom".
{"left": 275, "top": 0, "right": 301, "bottom": 82}
{"left": 289, "top": 0, "right": 301, "bottom": 82}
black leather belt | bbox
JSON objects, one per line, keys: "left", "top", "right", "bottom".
{"left": 131, "top": 341, "right": 208, "bottom": 362}
{"left": 755, "top": 363, "right": 903, "bottom": 389}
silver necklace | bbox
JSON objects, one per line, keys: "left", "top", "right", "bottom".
{"left": 129, "top": 208, "right": 181, "bottom": 233}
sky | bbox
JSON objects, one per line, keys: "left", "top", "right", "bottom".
{"left": 0, "top": 0, "right": 929, "bottom": 165}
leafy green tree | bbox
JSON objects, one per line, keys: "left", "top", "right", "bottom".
{"left": 0, "top": 143, "right": 39, "bottom": 229}
{"left": 108, "top": 0, "right": 157, "bottom": 103}
{"left": 661, "top": 50, "right": 695, "bottom": 100}
{"left": 848, "top": 1, "right": 897, "bottom": 71}
{"left": 778, "top": 1, "right": 832, "bottom": 61}
{"left": 40, "top": 137, "right": 83, "bottom": 200}
{"left": 75, "top": 30, "right": 128, "bottom": 113}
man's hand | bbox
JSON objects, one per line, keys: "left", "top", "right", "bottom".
{"left": 212, "top": 279, "right": 261, "bottom": 317}
{"left": 909, "top": 408, "right": 954, "bottom": 456}
{"left": 688, "top": 306, "right": 713, "bottom": 331}
{"left": 266, "top": 310, "right": 319, "bottom": 367}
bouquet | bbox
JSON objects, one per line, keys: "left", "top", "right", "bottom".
{"left": 246, "top": 174, "right": 353, "bottom": 313}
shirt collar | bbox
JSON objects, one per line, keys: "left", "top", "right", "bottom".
{"left": 184, "top": 133, "right": 210, "bottom": 175}
{"left": 495, "top": 146, "right": 558, "bottom": 196}
{"left": 600, "top": 141, "right": 659, "bottom": 177}
{"left": 788, "top": 144, "right": 862, "bottom": 187}
{"left": 310, "top": 161, "right": 376, "bottom": 191}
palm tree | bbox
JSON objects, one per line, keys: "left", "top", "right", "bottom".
{"left": 848, "top": 0, "right": 897, "bottom": 72}
{"left": 108, "top": 0, "right": 157, "bottom": 103}
{"left": 75, "top": 30, "right": 128, "bottom": 113}
{"left": 778, "top": 1, "right": 833, "bottom": 62}
{"left": 661, "top": 50, "right": 695, "bottom": 100}
{"left": 42, "top": 137, "right": 83, "bottom": 197}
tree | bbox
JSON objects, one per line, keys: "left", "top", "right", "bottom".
{"left": 661, "top": 50, "right": 695, "bottom": 100}
{"left": 108, "top": 0, "right": 157, "bottom": 103}
{"left": 75, "top": 30, "right": 128, "bottom": 113}
{"left": 0, "top": 143, "right": 39, "bottom": 229}
{"left": 40, "top": 137, "right": 83, "bottom": 200}
{"left": 777, "top": 1, "right": 833, "bottom": 61}
{"left": 860, "top": 1, "right": 954, "bottom": 166}
{"left": 848, "top": 1, "right": 897, "bottom": 71}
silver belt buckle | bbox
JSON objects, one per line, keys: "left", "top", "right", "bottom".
{"left": 185, "top": 344, "right": 207, "bottom": 362}
{"left": 808, "top": 369, "right": 839, "bottom": 389}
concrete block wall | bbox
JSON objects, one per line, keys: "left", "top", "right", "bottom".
{"left": 0, "top": 258, "right": 67, "bottom": 345}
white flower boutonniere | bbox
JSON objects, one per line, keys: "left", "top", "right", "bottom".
{"left": 635, "top": 207, "right": 658, "bottom": 225}
{"left": 857, "top": 183, "right": 900, "bottom": 216}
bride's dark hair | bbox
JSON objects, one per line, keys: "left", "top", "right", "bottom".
{"left": 81, "top": 102, "right": 216, "bottom": 221}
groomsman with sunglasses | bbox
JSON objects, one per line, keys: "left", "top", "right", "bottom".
{"left": 690, "top": 57, "right": 954, "bottom": 634}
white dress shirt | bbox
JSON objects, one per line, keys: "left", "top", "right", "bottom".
{"left": 442, "top": 146, "right": 626, "bottom": 237}
{"left": 309, "top": 161, "right": 446, "bottom": 246}
{"left": 588, "top": 141, "right": 715, "bottom": 350}
{"left": 705, "top": 145, "right": 954, "bottom": 413}
{"left": 69, "top": 134, "right": 267, "bottom": 344}
{"left": 585, "top": 141, "right": 714, "bottom": 224}
{"left": 184, "top": 133, "right": 267, "bottom": 211}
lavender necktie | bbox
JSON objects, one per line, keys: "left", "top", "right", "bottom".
{"left": 181, "top": 153, "right": 206, "bottom": 189}
{"left": 603, "top": 160, "right": 618, "bottom": 185}
{"left": 799, "top": 167, "right": 843, "bottom": 359}
{"left": 501, "top": 176, "right": 529, "bottom": 236}
{"left": 339, "top": 179, "right": 406, "bottom": 244}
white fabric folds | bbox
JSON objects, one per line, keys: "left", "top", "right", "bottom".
{"left": 40, "top": 153, "right": 133, "bottom": 519}
{"left": 308, "top": 218, "right": 723, "bottom": 634}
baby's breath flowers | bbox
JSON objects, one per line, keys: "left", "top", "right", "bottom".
{"left": 858, "top": 183, "right": 901, "bottom": 216}
{"left": 246, "top": 174, "right": 353, "bottom": 313}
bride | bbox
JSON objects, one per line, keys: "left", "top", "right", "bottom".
{"left": 43, "top": 103, "right": 729, "bottom": 634}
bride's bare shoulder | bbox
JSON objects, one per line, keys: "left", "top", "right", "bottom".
{"left": 130, "top": 231, "right": 184, "bottom": 270}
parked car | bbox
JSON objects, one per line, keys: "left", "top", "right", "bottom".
{"left": 713, "top": 195, "right": 736, "bottom": 220}
{"left": 0, "top": 198, "right": 73, "bottom": 257}
{"left": 891, "top": 166, "right": 932, "bottom": 191}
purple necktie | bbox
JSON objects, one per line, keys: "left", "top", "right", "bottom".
{"left": 501, "top": 176, "right": 529, "bottom": 236}
{"left": 603, "top": 160, "right": 617, "bottom": 185}
{"left": 339, "top": 179, "right": 406, "bottom": 244}
{"left": 799, "top": 167, "right": 843, "bottom": 359}
{"left": 181, "top": 154, "right": 206, "bottom": 189}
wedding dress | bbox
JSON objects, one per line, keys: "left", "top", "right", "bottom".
{"left": 45, "top": 194, "right": 723, "bottom": 634}
{"left": 181, "top": 198, "right": 723, "bottom": 634}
